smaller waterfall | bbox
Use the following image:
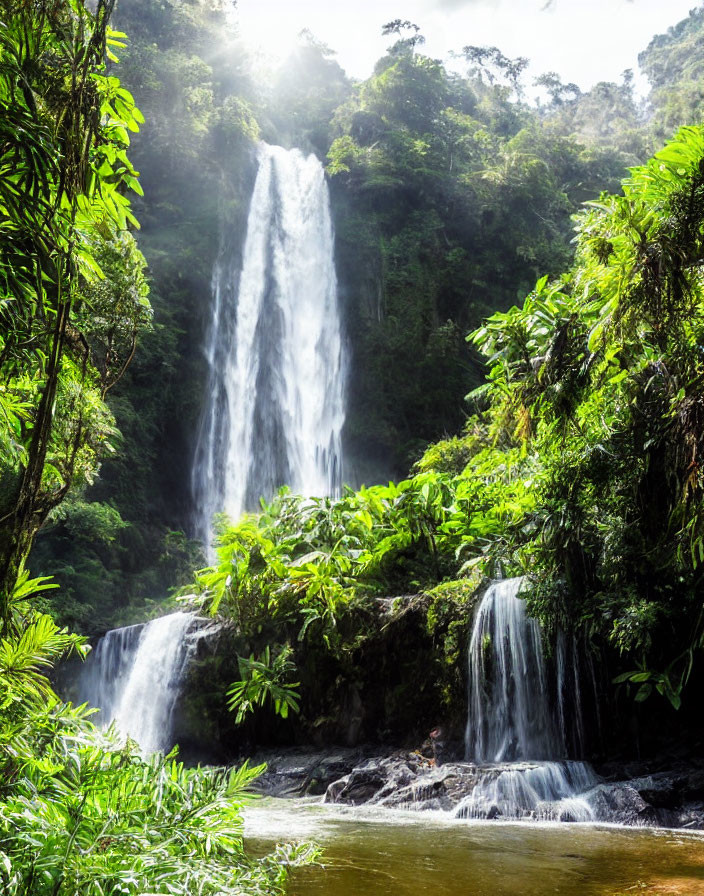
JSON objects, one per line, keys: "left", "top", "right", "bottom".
{"left": 465, "top": 578, "right": 563, "bottom": 762}
{"left": 462, "top": 578, "right": 600, "bottom": 821}
{"left": 78, "top": 612, "right": 195, "bottom": 754}
{"left": 454, "top": 761, "right": 598, "bottom": 822}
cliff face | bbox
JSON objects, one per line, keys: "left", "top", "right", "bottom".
{"left": 171, "top": 586, "right": 475, "bottom": 762}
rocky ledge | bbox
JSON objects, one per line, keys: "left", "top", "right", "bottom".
{"left": 249, "top": 746, "right": 376, "bottom": 797}
{"left": 248, "top": 747, "right": 704, "bottom": 828}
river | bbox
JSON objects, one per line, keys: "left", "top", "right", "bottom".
{"left": 244, "top": 799, "right": 704, "bottom": 896}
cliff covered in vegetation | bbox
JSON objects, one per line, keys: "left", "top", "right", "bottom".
{"left": 178, "top": 123, "right": 704, "bottom": 759}
{"left": 30, "top": 0, "right": 693, "bottom": 635}
{"left": 5, "top": 0, "right": 704, "bottom": 887}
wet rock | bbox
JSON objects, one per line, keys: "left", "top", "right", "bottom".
{"left": 638, "top": 805, "right": 682, "bottom": 828}
{"left": 440, "top": 765, "right": 484, "bottom": 804}
{"left": 587, "top": 783, "right": 650, "bottom": 825}
{"left": 593, "top": 759, "right": 704, "bottom": 828}
{"left": 684, "top": 769, "right": 704, "bottom": 801}
{"left": 252, "top": 746, "right": 704, "bottom": 829}
{"left": 325, "top": 775, "right": 351, "bottom": 803}
{"left": 373, "top": 768, "right": 460, "bottom": 812}
{"left": 323, "top": 755, "right": 704, "bottom": 827}
{"left": 325, "top": 755, "right": 484, "bottom": 812}
{"left": 325, "top": 761, "right": 389, "bottom": 805}
{"left": 250, "top": 747, "right": 363, "bottom": 796}
{"left": 367, "top": 761, "right": 417, "bottom": 803}
{"left": 625, "top": 772, "right": 689, "bottom": 809}
{"left": 304, "top": 753, "right": 367, "bottom": 795}
{"left": 676, "top": 808, "right": 704, "bottom": 830}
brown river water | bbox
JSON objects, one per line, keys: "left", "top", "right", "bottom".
{"left": 244, "top": 799, "right": 704, "bottom": 896}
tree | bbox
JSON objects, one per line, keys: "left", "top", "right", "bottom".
{"left": 534, "top": 71, "right": 581, "bottom": 106}
{"left": 461, "top": 45, "right": 529, "bottom": 97}
{"left": 640, "top": 6, "right": 704, "bottom": 143}
{"left": 0, "top": 0, "right": 147, "bottom": 622}
{"left": 381, "top": 19, "right": 426, "bottom": 57}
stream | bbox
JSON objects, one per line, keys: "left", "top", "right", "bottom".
{"left": 244, "top": 799, "right": 704, "bottom": 896}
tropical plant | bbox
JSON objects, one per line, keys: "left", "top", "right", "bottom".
{"left": 0, "top": 0, "right": 149, "bottom": 610}
{"left": 468, "top": 125, "right": 704, "bottom": 706}
{"left": 0, "top": 569, "right": 313, "bottom": 895}
{"left": 0, "top": 702, "right": 314, "bottom": 896}
{"left": 227, "top": 645, "right": 301, "bottom": 724}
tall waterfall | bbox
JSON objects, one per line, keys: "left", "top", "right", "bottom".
{"left": 460, "top": 578, "right": 598, "bottom": 821}
{"left": 78, "top": 612, "right": 195, "bottom": 754}
{"left": 193, "top": 143, "right": 346, "bottom": 550}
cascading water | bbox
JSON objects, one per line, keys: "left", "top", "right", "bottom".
{"left": 460, "top": 578, "right": 599, "bottom": 821}
{"left": 192, "top": 143, "right": 346, "bottom": 552}
{"left": 75, "top": 146, "right": 346, "bottom": 757}
{"left": 78, "top": 612, "right": 196, "bottom": 754}
{"left": 465, "top": 578, "right": 561, "bottom": 762}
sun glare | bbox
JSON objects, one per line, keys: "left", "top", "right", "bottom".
{"left": 232, "top": 0, "right": 700, "bottom": 92}
{"left": 235, "top": 2, "right": 308, "bottom": 68}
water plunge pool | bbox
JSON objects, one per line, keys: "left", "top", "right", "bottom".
{"left": 244, "top": 798, "right": 704, "bottom": 896}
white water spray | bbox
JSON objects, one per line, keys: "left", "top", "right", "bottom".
{"left": 78, "top": 612, "right": 195, "bottom": 754}
{"left": 465, "top": 578, "right": 560, "bottom": 762}
{"left": 193, "top": 143, "right": 346, "bottom": 551}
{"left": 462, "top": 578, "right": 599, "bottom": 820}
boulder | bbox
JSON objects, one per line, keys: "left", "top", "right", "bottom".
{"left": 250, "top": 747, "right": 362, "bottom": 797}
{"left": 587, "top": 783, "right": 650, "bottom": 825}
{"left": 324, "top": 754, "right": 484, "bottom": 811}
{"left": 325, "top": 761, "right": 389, "bottom": 805}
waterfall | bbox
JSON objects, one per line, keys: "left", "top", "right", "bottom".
{"left": 461, "top": 578, "right": 599, "bottom": 820}
{"left": 78, "top": 612, "right": 195, "bottom": 754}
{"left": 193, "top": 143, "right": 346, "bottom": 551}
{"left": 455, "top": 761, "right": 597, "bottom": 822}
{"left": 465, "top": 578, "right": 562, "bottom": 762}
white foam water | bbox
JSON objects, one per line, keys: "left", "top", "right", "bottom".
{"left": 463, "top": 578, "right": 601, "bottom": 821}
{"left": 454, "top": 761, "right": 598, "bottom": 822}
{"left": 192, "top": 143, "right": 346, "bottom": 554}
{"left": 78, "top": 612, "right": 195, "bottom": 754}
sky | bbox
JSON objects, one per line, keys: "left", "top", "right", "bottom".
{"left": 234, "top": 0, "right": 702, "bottom": 96}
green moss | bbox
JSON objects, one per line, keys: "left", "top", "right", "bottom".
{"left": 425, "top": 576, "right": 481, "bottom": 637}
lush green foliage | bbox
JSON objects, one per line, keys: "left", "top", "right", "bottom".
{"left": 328, "top": 38, "right": 633, "bottom": 471}
{"left": 469, "top": 125, "right": 704, "bottom": 707}
{"left": 0, "top": 576, "right": 311, "bottom": 896}
{"left": 195, "top": 124, "right": 704, "bottom": 722}
{"left": 0, "top": 0, "right": 151, "bottom": 614}
{"left": 640, "top": 7, "right": 704, "bottom": 146}
{"left": 227, "top": 645, "right": 300, "bottom": 724}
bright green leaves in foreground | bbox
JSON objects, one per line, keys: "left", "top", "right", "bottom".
{"left": 0, "top": 572, "right": 313, "bottom": 896}
{"left": 0, "top": 708, "right": 312, "bottom": 896}
{"left": 0, "top": 569, "right": 82, "bottom": 707}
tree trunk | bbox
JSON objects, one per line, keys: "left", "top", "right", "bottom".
{"left": 0, "top": 299, "right": 70, "bottom": 624}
